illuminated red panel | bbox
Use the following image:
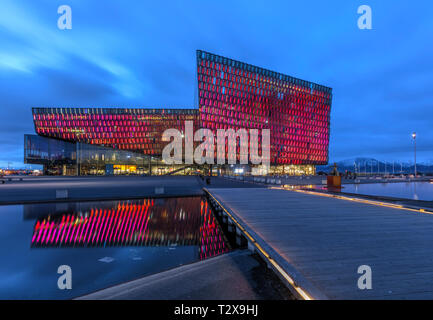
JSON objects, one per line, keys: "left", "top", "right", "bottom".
{"left": 31, "top": 51, "right": 331, "bottom": 166}
{"left": 32, "top": 108, "right": 199, "bottom": 156}
{"left": 196, "top": 50, "right": 332, "bottom": 165}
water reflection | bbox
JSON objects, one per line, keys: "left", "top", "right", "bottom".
{"left": 0, "top": 197, "right": 231, "bottom": 299}
{"left": 30, "top": 197, "right": 229, "bottom": 260}
{"left": 283, "top": 184, "right": 316, "bottom": 190}
{"left": 341, "top": 182, "right": 432, "bottom": 201}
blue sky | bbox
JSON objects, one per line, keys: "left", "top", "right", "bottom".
{"left": 0, "top": 0, "right": 432, "bottom": 168}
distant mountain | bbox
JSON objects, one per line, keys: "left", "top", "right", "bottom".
{"left": 317, "top": 157, "right": 433, "bottom": 174}
{"left": 331, "top": 157, "right": 377, "bottom": 167}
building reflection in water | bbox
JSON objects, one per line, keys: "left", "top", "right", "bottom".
{"left": 30, "top": 197, "right": 229, "bottom": 260}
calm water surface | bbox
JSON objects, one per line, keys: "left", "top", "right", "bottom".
{"left": 341, "top": 182, "right": 433, "bottom": 201}
{"left": 0, "top": 197, "right": 229, "bottom": 299}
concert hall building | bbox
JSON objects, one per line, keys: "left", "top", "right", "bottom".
{"left": 24, "top": 50, "right": 332, "bottom": 176}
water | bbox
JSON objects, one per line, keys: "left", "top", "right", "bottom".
{"left": 0, "top": 197, "right": 230, "bottom": 299}
{"left": 341, "top": 182, "right": 433, "bottom": 201}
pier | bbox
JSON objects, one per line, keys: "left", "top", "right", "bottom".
{"left": 205, "top": 187, "right": 433, "bottom": 300}
{"left": 77, "top": 250, "right": 292, "bottom": 300}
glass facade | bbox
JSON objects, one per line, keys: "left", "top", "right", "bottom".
{"left": 24, "top": 134, "right": 77, "bottom": 175}
{"left": 32, "top": 108, "right": 199, "bottom": 156}
{"left": 24, "top": 134, "right": 201, "bottom": 176}
{"left": 24, "top": 134, "right": 76, "bottom": 165}
{"left": 27, "top": 51, "right": 332, "bottom": 175}
{"left": 76, "top": 142, "right": 150, "bottom": 175}
{"left": 196, "top": 50, "right": 331, "bottom": 165}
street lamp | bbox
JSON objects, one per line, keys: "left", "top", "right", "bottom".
{"left": 412, "top": 132, "right": 417, "bottom": 177}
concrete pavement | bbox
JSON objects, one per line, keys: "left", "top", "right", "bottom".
{"left": 76, "top": 250, "right": 293, "bottom": 300}
{"left": 207, "top": 187, "right": 433, "bottom": 299}
{"left": 0, "top": 176, "right": 264, "bottom": 204}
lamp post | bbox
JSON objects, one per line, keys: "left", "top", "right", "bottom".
{"left": 412, "top": 132, "right": 417, "bottom": 177}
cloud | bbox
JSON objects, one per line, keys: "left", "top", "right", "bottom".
{"left": 37, "top": 56, "right": 117, "bottom": 102}
{"left": 1, "top": 0, "right": 433, "bottom": 167}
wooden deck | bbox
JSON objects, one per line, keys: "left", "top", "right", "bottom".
{"left": 207, "top": 187, "right": 433, "bottom": 300}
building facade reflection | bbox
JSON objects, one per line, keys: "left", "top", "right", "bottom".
{"left": 30, "top": 197, "right": 229, "bottom": 260}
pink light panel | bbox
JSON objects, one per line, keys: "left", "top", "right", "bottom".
{"left": 33, "top": 108, "right": 199, "bottom": 156}
{"left": 196, "top": 50, "right": 332, "bottom": 165}
{"left": 31, "top": 51, "right": 332, "bottom": 165}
